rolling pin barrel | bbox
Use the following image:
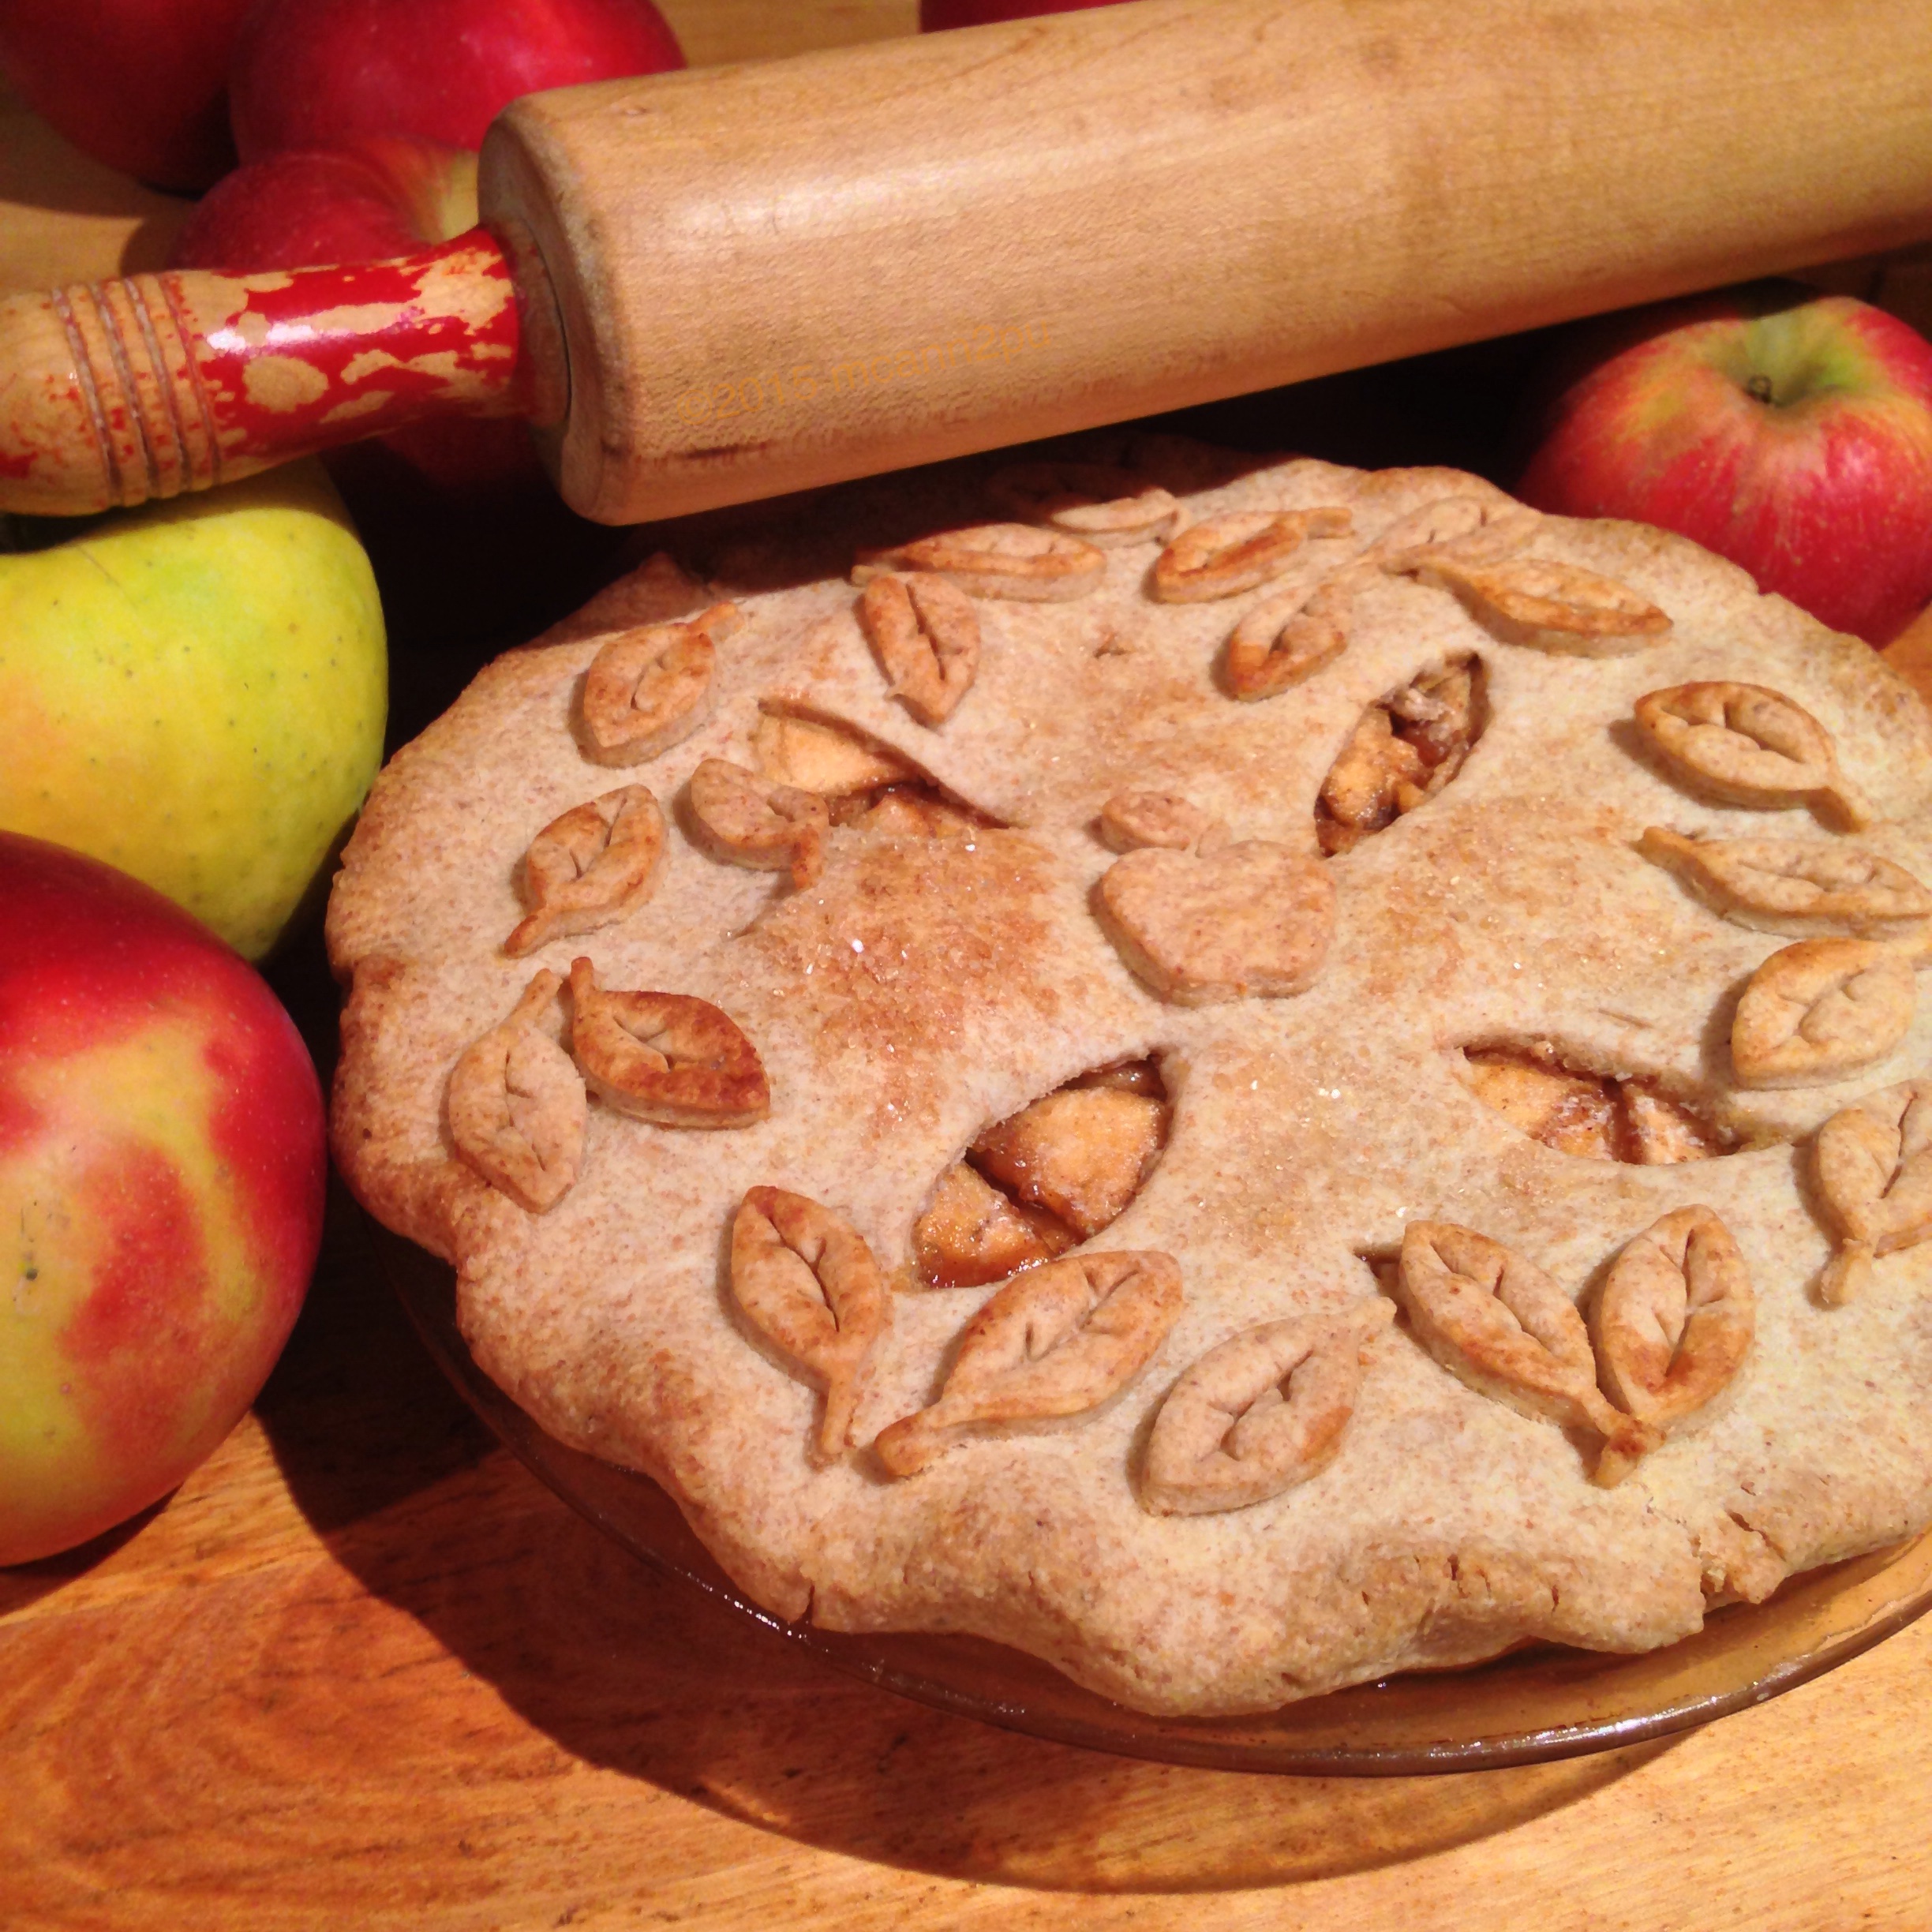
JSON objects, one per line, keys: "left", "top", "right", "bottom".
{"left": 6, "top": 0, "right": 1932, "bottom": 522}
{"left": 487, "top": 0, "right": 1932, "bottom": 524}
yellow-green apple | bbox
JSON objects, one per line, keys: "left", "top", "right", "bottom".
{"left": 1517, "top": 286, "right": 1932, "bottom": 645}
{"left": 0, "top": 832, "right": 325, "bottom": 1567}
{"left": 0, "top": 0, "right": 253, "bottom": 191}
{"left": 170, "top": 137, "right": 623, "bottom": 643}
{"left": 228, "top": 0, "right": 683, "bottom": 160}
{"left": 0, "top": 462, "right": 386, "bottom": 960}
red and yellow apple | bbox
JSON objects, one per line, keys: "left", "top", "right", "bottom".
{"left": 0, "top": 833, "right": 326, "bottom": 1567}
{"left": 0, "top": 0, "right": 253, "bottom": 190}
{"left": 228, "top": 0, "right": 684, "bottom": 160}
{"left": 1516, "top": 286, "right": 1932, "bottom": 646}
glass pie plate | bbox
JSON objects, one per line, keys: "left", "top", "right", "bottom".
{"left": 374, "top": 1219, "right": 1932, "bottom": 1777}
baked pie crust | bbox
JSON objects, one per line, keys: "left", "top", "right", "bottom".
{"left": 331, "top": 440, "right": 1932, "bottom": 1717}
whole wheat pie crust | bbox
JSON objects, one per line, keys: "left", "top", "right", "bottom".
{"left": 328, "top": 435, "right": 1932, "bottom": 1717}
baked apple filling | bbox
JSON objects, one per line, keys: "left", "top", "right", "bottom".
{"left": 1316, "top": 653, "right": 1485, "bottom": 856}
{"left": 1462, "top": 1044, "right": 1735, "bottom": 1164}
{"left": 913, "top": 1058, "right": 1170, "bottom": 1286}
{"left": 749, "top": 710, "right": 995, "bottom": 837}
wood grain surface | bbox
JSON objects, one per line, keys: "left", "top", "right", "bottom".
{"left": 6, "top": 1147, "right": 1932, "bottom": 1932}
{"left": 6, "top": 5, "right": 1932, "bottom": 1926}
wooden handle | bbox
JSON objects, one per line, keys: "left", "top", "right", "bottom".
{"left": 0, "top": 234, "right": 530, "bottom": 515}
{"left": 484, "top": 0, "right": 1932, "bottom": 523}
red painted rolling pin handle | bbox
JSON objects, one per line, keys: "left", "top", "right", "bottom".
{"left": 0, "top": 230, "right": 558, "bottom": 518}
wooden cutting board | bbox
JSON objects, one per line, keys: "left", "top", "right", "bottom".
{"left": 4, "top": 6, "right": 1932, "bottom": 1925}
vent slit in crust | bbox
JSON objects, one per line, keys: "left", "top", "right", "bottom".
{"left": 1460, "top": 1043, "right": 1739, "bottom": 1165}
{"left": 912, "top": 1057, "right": 1171, "bottom": 1288}
{"left": 1316, "top": 653, "right": 1486, "bottom": 856}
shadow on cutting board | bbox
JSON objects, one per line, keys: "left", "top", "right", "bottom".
{"left": 246, "top": 1173, "right": 1669, "bottom": 1898}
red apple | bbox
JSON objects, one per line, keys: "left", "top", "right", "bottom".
{"left": 229, "top": 0, "right": 684, "bottom": 162}
{"left": 170, "top": 137, "right": 626, "bottom": 642}
{"left": 0, "top": 0, "right": 253, "bottom": 192}
{"left": 921, "top": 0, "right": 1127, "bottom": 24}
{"left": 1517, "top": 286, "right": 1932, "bottom": 646}
{"left": 0, "top": 833, "right": 326, "bottom": 1567}
{"left": 171, "top": 136, "right": 481, "bottom": 275}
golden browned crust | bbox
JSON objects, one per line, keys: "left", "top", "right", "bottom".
{"left": 327, "top": 438, "right": 1932, "bottom": 1716}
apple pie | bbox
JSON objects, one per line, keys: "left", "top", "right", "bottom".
{"left": 328, "top": 436, "right": 1932, "bottom": 1716}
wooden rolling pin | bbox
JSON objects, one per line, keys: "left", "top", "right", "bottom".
{"left": 5, "top": 0, "right": 1932, "bottom": 525}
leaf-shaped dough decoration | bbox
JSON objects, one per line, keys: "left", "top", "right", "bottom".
{"left": 985, "top": 461, "right": 1184, "bottom": 546}
{"left": 1151, "top": 507, "right": 1351, "bottom": 603}
{"left": 446, "top": 970, "right": 586, "bottom": 1213}
{"left": 1140, "top": 1301, "right": 1395, "bottom": 1515}
{"left": 852, "top": 522, "right": 1104, "bottom": 601}
{"left": 874, "top": 1250, "right": 1183, "bottom": 1476}
{"left": 567, "top": 957, "right": 770, "bottom": 1129}
{"left": 1421, "top": 556, "right": 1671, "bottom": 656}
{"left": 1730, "top": 938, "right": 1915, "bottom": 1090}
{"left": 1638, "top": 828, "right": 1932, "bottom": 942}
{"left": 1364, "top": 494, "right": 1541, "bottom": 572}
{"left": 856, "top": 571, "right": 982, "bottom": 725}
{"left": 1096, "top": 841, "right": 1335, "bottom": 1005}
{"left": 1814, "top": 1080, "right": 1932, "bottom": 1303}
{"left": 1393, "top": 1222, "right": 1657, "bottom": 1470}
{"left": 505, "top": 785, "right": 666, "bottom": 957}
{"left": 578, "top": 602, "right": 742, "bottom": 766}
{"left": 731, "top": 1186, "right": 892, "bottom": 1465}
{"left": 1223, "top": 564, "right": 1368, "bottom": 701}
{"left": 687, "top": 757, "right": 829, "bottom": 889}
{"left": 1316, "top": 655, "right": 1484, "bottom": 855}
{"left": 1590, "top": 1207, "right": 1754, "bottom": 1481}
{"left": 1632, "top": 683, "right": 1871, "bottom": 829}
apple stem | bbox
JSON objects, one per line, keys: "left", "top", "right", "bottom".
{"left": 1746, "top": 373, "right": 1776, "bottom": 404}
{"left": 0, "top": 232, "right": 530, "bottom": 517}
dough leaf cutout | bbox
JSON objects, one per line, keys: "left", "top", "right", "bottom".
{"left": 1421, "top": 556, "right": 1670, "bottom": 656}
{"left": 1140, "top": 1301, "right": 1395, "bottom": 1515}
{"left": 504, "top": 785, "right": 666, "bottom": 957}
{"left": 1814, "top": 1080, "right": 1932, "bottom": 1303}
{"left": 1632, "top": 683, "right": 1871, "bottom": 829}
{"left": 852, "top": 522, "right": 1104, "bottom": 601}
{"left": 857, "top": 571, "right": 982, "bottom": 724}
{"left": 578, "top": 602, "right": 743, "bottom": 766}
{"left": 1729, "top": 938, "right": 1915, "bottom": 1090}
{"left": 875, "top": 1250, "right": 1183, "bottom": 1475}
{"left": 1638, "top": 828, "right": 1932, "bottom": 942}
{"left": 1151, "top": 507, "right": 1351, "bottom": 603}
{"left": 447, "top": 970, "right": 586, "bottom": 1213}
{"left": 985, "top": 461, "right": 1184, "bottom": 546}
{"left": 1393, "top": 1222, "right": 1657, "bottom": 1481}
{"left": 732, "top": 1186, "right": 891, "bottom": 1465}
{"left": 687, "top": 757, "right": 829, "bottom": 889}
{"left": 567, "top": 957, "right": 770, "bottom": 1128}
{"left": 1589, "top": 1206, "right": 1754, "bottom": 1484}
